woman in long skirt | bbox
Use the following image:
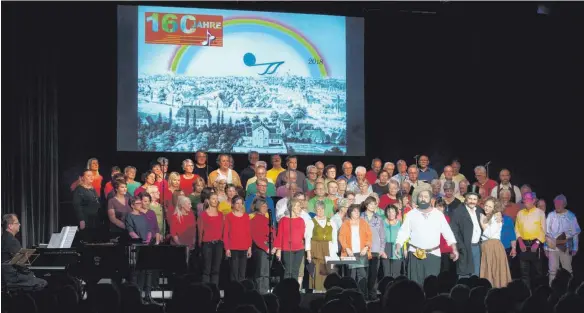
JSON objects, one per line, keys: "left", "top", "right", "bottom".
{"left": 306, "top": 200, "right": 338, "bottom": 292}
{"left": 479, "top": 196, "right": 512, "bottom": 288}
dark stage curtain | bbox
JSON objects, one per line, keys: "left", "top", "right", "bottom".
{"left": 1, "top": 6, "right": 60, "bottom": 248}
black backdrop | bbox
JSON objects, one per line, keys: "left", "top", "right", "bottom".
{"left": 2, "top": 1, "right": 584, "bottom": 247}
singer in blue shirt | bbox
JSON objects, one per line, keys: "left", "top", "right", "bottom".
{"left": 500, "top": 213, "right": 517, "bottom": 256}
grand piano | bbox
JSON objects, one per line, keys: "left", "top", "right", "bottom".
{"left": 29, "top": 227, "right": 189, "bottom": 284}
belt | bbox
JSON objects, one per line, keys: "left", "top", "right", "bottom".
{"left": 472, "top": 243, "right": 480, "bottom": 246}
{"left": 409, "top": 243, "right": 440, "bottom": 252}
{"left": 203, "top": 240, "right": 223, "bottom": 244}
{"left": 523, "top": 239, "right": 539, "bottom": 245}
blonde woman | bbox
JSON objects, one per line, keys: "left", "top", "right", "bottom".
{"left": 218, "top": 184, "right": 238, "bottom": 215}
{"left": 188, "top": 176, "right": 206, "bottom": 210}
{"left": 274, "top": 198, "right": 306, "bottom": 279}
{"left": 223, "top": 196, "right": 252, "bottom": 282}
{"left": 169, "top": 196, "right": 196, "bottom": 250}
{"left": 146, "top": 185, "right": 165, "bottom": 238}
{"left": 479, "top": 196, "right": 512, "bottom": 288}
{"left": 124, "top": 166, "right": 141, "bottom": 196}
{"left": 213, "top": 179, "right": 228, "bottom": 203}
{"left": 163, "top": 172, "right": 181, "bottom": 210}
{"left": 72, "top": 158, "right": 103, "bottom": 197}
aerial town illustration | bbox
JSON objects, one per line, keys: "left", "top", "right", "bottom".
{"left": 137, "top": 75, "right": 347, "bottom": 155}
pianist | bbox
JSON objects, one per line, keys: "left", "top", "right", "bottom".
{"left": 1, "top": 214, "right": 47, "bottom": 290}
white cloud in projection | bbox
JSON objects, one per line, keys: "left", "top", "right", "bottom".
{"left": 185, "top": 32, "right": 311, "bottom": 77}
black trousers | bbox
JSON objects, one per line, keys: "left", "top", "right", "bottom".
{"left": 202, "top": 241, "right": 224, "bottom": 286}
{"left": 519, "top": 249, "right": 543, "bottom": 288}
{"left": 253, "top": 245, "right": 270, "bottom": 294}
{"left": 408, "top": 252, "right": 440, "bottom": 285}
{"left": 367, "top": 253, "right": 380, "bottom": 299}
{"left": 230, "top": 250, "right": 248, "bottom": 282}
{"left": 505, "top": 247, "right": 520, "bottom": 279}
{"left": 349, "top": 267, "right": 368, "bottom": 296}
{"left": 282, "top": 250, "right": 304, "bottom": 279}
{"left": 382, "top": 258, "right": 403, "bottom": 278}
{"left": 440, "top": 253, "right": 456, "bottom": 274}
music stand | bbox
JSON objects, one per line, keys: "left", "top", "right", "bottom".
{"left": 134, "top": 245, "right": 189, "bottom": 303}
{"left": 9, "top": 249, "right": 38, "bottom": 266}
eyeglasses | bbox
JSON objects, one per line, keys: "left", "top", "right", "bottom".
{"left": 134, "top": 202, "right": 143, "bottom": 205}
{"left": 257, "top": 185, "right": 267, "bottom": 188}
{"left": 11, "top": 222, "right": 21, "bottom": 226}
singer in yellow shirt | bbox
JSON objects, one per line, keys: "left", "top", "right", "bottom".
{"left": 514, "top": 192, "right": 545, "bottom": 287}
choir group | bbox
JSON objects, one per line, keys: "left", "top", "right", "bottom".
{"left": 70, "top": 151, "right": 580, "bottom": 301}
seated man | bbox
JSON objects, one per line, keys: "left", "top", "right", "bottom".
{"left": 1, "top": 214, "right": 47, "bottom": 290}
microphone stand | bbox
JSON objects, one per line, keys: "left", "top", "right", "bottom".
{"left": 287, "top": 171, "right": 293, "bottom": 282}
{"left": 159, "top": 167, "right": 168, "bottom": 304}
{"left": 267, "top": 204, "right": 273, "bottom": 291}
{"left": 484, "top": 161, "right": 491, "bottom": 179}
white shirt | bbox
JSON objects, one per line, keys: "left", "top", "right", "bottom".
{"left": 481, "top": 215, "right": 502, "bottom": 240}
{"left": 330, "top": 213, "right": 345, "bottom": 232}
{"left": 216, "top": 169, "right": 234, "bottom": 184}
{"left": 545, "top": 210, "right": 581, "bottom": 252}
{"left": 490, "top": 184, "right": 522, "bottom": 203}
{"left": 275, "top": 198, "right": 289, "bottom": 222}
{"left": 305, "top": 217, "right": 338, "bottom": 255}
{"left": 396, "top": 208, "right": 457, "bottom": 257}
{"left": 466, "top": 205, "right": 482, "bottom": 244}
{"left": 354, "top": 194, "right": 369, "bottom": 205}
{"left": 351, "top": 225, "right": 361, "bottom": 253}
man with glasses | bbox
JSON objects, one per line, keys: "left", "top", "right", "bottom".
{"left": 245, "top": 178, "right": 275, "bottom": 225}
{"left": 338, "top": 161, "right": 356, "bottom": 184}
{"left": 306, "top": 165, "right": 319, "bottom": 192}
{"left": 348, "top": 166, "right": 373, "bottom": 194}
{"left": 440, "top": 160, "right": 467, "bottom": 184}
{"left": 515, "top": 192, "right": 546, "bottom": 287}
{"left": 246, "top": 164, "right": 276, "bottom": 197}
{"left": 2, "top": 214, "right": 47, "bottom": 290}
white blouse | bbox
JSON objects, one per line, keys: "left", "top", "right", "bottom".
{"left": 351, "top": 225, "right": 361, "bottom": 253}
{"left": 305, "top": 218, "right": 338, "bottom": 255}
{"left": 481, "top": 214, "right": 502, "bottom": 241}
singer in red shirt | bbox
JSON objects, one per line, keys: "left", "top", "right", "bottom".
{"left": 436, "top": 199, "right": 455, "bottom": 273}
{"left": 249, "top": 197, "right": 274, "bottom": 294}
{"left": 274, "top": 198, "right": 306, "bottom": 279}
{"left": 198, "top": 191, "right": 224, "bottom": 286}
{"left": 223, "top": 195, "right": 252, "bottom": 282}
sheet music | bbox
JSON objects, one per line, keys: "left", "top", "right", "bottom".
{"left": 325, "top": 255, "right": 340, "bottom": 263}
{"left": 47, "top": 233, "right": 62, "bottom": 248}
{"left": 59, "top": 226, "right": 78, "bottom": 248}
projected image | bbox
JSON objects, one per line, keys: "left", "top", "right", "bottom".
{"left": 136, "top": 6, "right": 348, "bottom": 155}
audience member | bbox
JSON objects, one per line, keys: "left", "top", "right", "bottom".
{"left": 382, "top": 280, "right": 425, "bottom": 313}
